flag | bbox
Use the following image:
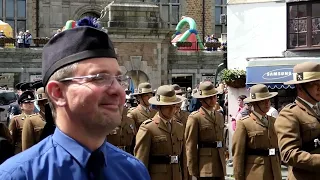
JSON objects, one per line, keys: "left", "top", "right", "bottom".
{"left": 129, "top": 78, "right": 135, "bottom": 93}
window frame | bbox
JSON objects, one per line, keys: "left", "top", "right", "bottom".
{"left": 155, "top": 0, "right": 180, "bottom": 29}
{"left": 287, "top": 1, "right": 320, "bottom": 50}
{"left": 1, "top": 0, "right": 27, "bottom": 36}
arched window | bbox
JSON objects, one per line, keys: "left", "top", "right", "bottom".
{"left": 79, "top": 12, "right": 100, "bottom": 19}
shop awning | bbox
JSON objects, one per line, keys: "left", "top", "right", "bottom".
{"left": 246, "top": 57, "right": 320, "bottom": 89}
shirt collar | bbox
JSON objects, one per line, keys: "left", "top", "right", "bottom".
{"left": 140, "top": 105, "right": 149, "bottom": 112}
{"left": 52, "top": 128, "right": 108, "bottom": 169}
{"left": 298, "top": 97, "right": 315, "bottom": 109}
{"left": 202, "top": 107, "right": 214, "bottom": 115}
{"left": 158, "top": 114, "right": 171, "bottom": 124}
{"left": 253, "top": 111, "right": 264, "bottom": 120}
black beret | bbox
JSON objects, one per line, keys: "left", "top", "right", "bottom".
{"left": 42, "top": 26, "right": 117, "bottom": 87}
{"left": 20, "top": 83, "right": 33, "bottom": 91}
{"left": 15, "top": 82, "right": 23, "bottom": 90}
{"left": 18, "top": 91, "right": 35, "bottom": 104}
{"left": 31, "top": 80, "right": 43, "bottom": 90}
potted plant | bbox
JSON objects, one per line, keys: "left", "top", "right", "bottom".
{"left": 221, "top": 69, "right": 246, "bottom": 88}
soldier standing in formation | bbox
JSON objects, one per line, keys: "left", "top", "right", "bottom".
{"left": 21, "top": 87, "right": 47, "bottom": 151}
{"left": 8, "top": 91, "right": 35, "bottom": 154}
{"left": 185, "top": 81, "right": 226, "bottom": 180}
{"left": 134, "top": 85, "right": 187, "bottom": 180}
{"left": 275, "top": 62, "right": 320, "bottom": 180}
{"left": 232, "top": 84, "right": 281, "bottom": 180}
{"left": 128, "top": 82, "right": 157, "bottom": 129}
{"left": 107, "top": 106, "right": 136, "bottom": 154}
{"left": 172, "top": 84, "right": 190, "bottom": 128}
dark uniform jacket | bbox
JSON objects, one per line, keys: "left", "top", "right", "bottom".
{"left": 275, "top": 98, "right": 320, "bottom": 180}
{"left": 232, "top": 113, "right": 281, "bottom": 180}
{"left": 0, "top": 137, "right": 14, "bottom": 164}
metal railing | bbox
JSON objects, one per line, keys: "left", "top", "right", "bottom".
{"left": 0, "top": 37, "right": 50, "bottom": 48}
{"left": 173, "top": 41, "right": 225, "bottom": 51}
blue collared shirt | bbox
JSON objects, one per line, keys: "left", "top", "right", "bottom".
{"left": 0, "top": 128, "right": 150, "bottom": 180}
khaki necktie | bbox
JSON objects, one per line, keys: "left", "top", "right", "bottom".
{"left": 261, "top": 116, "right": 268, "bottom": 126}
{"left": 167, "top": 121, "right": 172, "bottom": 133}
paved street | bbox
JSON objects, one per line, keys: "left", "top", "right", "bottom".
{"left": 192, "top": 165, "right": 288, "bottom": 180}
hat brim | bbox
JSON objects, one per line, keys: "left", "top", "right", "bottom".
{"left": 243, "top": 92, "right": 278, "bottom": 103}
{"left": 148, "top": 95, "right": 184, "bottom": 106}
{"left": 132, "top": 91, "right": 153, "bottom": 96}
{"left": 20, "top": 99, "right": 35, "bottom": 104}
{"left": 284, "top": 78, "right": 320, "bottom": 85}
{"left": 192, "top": 90, "right": 221, "bottom": 99}
{"left": 36, "top": 98, "right": 48, "bottom": 101}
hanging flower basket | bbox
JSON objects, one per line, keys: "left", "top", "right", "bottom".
{"left": 221, "top": 69, "right": 246, "bottom": 88}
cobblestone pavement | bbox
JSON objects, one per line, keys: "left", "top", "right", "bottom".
{"left": 192, "top": 165, "right": 288, "bottom": 180}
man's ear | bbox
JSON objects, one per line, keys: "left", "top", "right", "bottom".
{"left": 46, "top": 81, "right": 67, "bottom": 107}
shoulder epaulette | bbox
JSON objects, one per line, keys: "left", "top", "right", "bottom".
{"left": 240, "top": 115, "right": 250, "bottom": 121}
{"left": 142, "top": 119, "right": 152, "bottom": 125}
{"left": 190, "top": 110, "right": 199, "bottom": 116}
{"left": 286, "top": 103, "right": 296, "bottom": 109}
{"left": 175, "top": 120, "right": 183, "bottom": 126}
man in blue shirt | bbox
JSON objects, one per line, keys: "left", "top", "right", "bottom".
{"left": 0, "top": 17, "right": 150, "bottom": 180}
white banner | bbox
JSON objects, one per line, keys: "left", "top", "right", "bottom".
{"left": 30, "top": 75, "right": 42, "bottom": 82}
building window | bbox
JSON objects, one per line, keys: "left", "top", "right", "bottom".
{"left": 0, "top": 0, "right": 26, "bottom": 36}
{"left": 214, "top": 0, "right": 226, "bottom": 38}
{"left": 153, "top": 0, "right": 180, "bottom": 28}
{"left": 288, "top": 2, "right": 320, "bottom": 49}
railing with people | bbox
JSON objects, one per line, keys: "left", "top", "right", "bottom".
{"left": 0, "top": 37, "right": 50, "bottom": 48}
{"left": 174, "top": 41, "right": 226, "bottom": 51}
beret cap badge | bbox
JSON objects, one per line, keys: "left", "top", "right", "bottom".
{"left": 297, "top": 73, "right": 303, "bottom": 81}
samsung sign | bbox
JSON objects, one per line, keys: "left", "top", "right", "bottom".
{"left": 247, "top": 66, "right": 294, "bottom": 84}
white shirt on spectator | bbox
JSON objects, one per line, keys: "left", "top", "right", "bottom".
{"left": 267, "top": 106, "right": 279, "bottom": 118}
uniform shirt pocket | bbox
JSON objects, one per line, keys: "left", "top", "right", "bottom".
{"left": 152, "top": 135, "right": 168, "bottom": 154}
{"left": 200, "top": 124, "right": 214, "bottom": 140}
{"left": 301, "top": 122, "right": 320, "bottom": 142}
{"left": 247, "top": 130, "right": 265, "bottom": 149}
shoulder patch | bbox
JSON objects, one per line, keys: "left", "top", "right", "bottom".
{"left": 142, "top": 119, "right": 152, "bottom": 125}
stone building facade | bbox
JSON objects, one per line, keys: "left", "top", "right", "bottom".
{"left": 0, "top": 0, "right": 225, "bottom": 90}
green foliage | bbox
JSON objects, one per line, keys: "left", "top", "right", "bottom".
{"left": 221, "top": 69, "right": 246, "bottom": 82}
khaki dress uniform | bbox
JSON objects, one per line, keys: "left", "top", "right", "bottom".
{"left": 22, "top": 113, "right": 46, "bottom": 151}
{"left": 134, "top": 85, "right": 188, "bottom": 180}
{"left": 9, "top": 113, "right": 28, "bottom": 154}
{"left": 129, "top": 82, "right": 157, "bottom": 129}
{"left": 232, "top": 84, "right": 281, "bottom": 180}
{"left": 185, "top": 82, "right": 226, "bottom": 179}
{"left": 128, "top": 105, "right": 157, "bottom": 129}
{"left": 274, "top": 62, "right": 320, "bottom": 180}
{"left": 107, "top": 107, "right": 136, "bottom": 154}
{"left": 173, "top": 110, "right": 190, "bottom": 128}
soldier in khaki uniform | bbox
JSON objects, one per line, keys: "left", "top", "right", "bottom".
{"left": 128, "top": 82, "right": 157, "bottom": 129}
{"left": 274, "top": 62, "right": 320, "bottom": 180}
{"left": 107, "top": 106, "right": 136, "bottom": 154}
{"left": 134, "top": 85, "right": 187, "bottom": 180}
{"left": 185, "top": 81, "right": 226, "bottom": 180}
{"left": 232, "top": 84, "right": 281, "bottom": 180}
{"left": 172, "top": 84, "right": 190, "bottom": 127}
{"left": 9, "top": 91, "right": 35, "bottom": 154}
{"left": 22, "top": 87, "right": 47, "bottom": 151}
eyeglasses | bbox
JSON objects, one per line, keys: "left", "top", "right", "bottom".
{"left": 59, "top": 73, "right": 130, "bottom": 89}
